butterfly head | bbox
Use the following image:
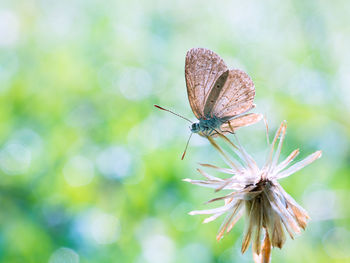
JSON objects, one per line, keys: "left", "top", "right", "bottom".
{"left": 190, "top": 123, "right": 200, "bottom": 133}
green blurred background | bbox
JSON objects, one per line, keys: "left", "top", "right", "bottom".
{"left": 0, "top": 0, "right": 349, "bottom": 262}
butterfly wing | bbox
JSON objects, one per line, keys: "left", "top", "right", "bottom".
{"left": 219, "top": 113, "right": 263, "bottom": 134}
{"left": 185, "top": 48, "right": 228, "bottom": 119}
{"left": 210, "top": 69, "right": 256, "bottom": 119}
{"left": 203, "top": 70, "right": 229, "bottom": 118}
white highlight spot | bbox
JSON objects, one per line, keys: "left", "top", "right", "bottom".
{"left": 303, "top": 189, "right": 339, "bottom": 221}
{"left": 0, "top": 10, "right": 19, "bottom": 46}
{"left": 74, "top": 210, "right": 120, "bottom": 245}
{"left": 90, "top": 213, "right": 120, "bottom": 244}
{"left": 63, "top": 156, "right": 94, "bottom": 187}
{"left": 287, "top": 68, "right": 327, "bottom": 105}
{"left": 323, "top": 227, "right": 350, "bottom": 259}
{"left": 96, "top": 146, "right": 132, "bottom": 179}
{"left": 141, "top": 234, "right": 175, "bottom": 263}
{"left": 0, "top": 51, "right": 18, "bottom": 90}
{"left": 0, "top": 142, "right": 31, "bottom": 175}
{"left": 49, "top": 247, "right": 79, "bottom": 263}
{"left": 179, "top": 243, "right": 212, "bottom": 263}
{"left": 118, "top": 67, "right": 153, "bottom": 101}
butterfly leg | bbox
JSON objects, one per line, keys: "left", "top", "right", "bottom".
{"left": 227, "top": 121, "right": 236, "bottom": 134}
{"left": 225, "top": 129, "right": 235, "bottom": 135}
{"left": 211, "top": 128, "right": 220, "bottom": 136}
{"left": 207, "top": 129, "right": 212, "bottom": 136}
{"left": 212, "top": 128, "right": 223, "bottom": 137}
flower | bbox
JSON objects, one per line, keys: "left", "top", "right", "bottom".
{"left": 184, "top": 121, "right": 322, "bottom": 262}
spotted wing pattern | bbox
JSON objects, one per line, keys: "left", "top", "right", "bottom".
{"left": 185, "top": 48, "right": 227, "bottom": 119}
{"left": 211, "top": 69, "right": 255, "bottom": 119}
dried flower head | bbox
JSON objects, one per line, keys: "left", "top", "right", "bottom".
{"left": 184, "top": 121, "right": 322, "bottom": 262}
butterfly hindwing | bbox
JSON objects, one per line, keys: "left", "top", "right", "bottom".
{"left": 219, "top": 113, "right": 263, "bottom": 134}
{"left": 203, "top": 70, "right": 229, "bottom": 118}
{"left": 211, "top": 69, "right": 256, "bottom": 119}
{"left": 185, "top": 48, "right": 228, "bottom": 119}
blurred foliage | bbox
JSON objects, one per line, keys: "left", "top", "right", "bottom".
{"left": 0, "top": 0, "right": 349, "bottom": 262}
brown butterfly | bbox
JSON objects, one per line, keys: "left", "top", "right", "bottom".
{"left": 155, "top": 48, "right": 262, "bottom": 158}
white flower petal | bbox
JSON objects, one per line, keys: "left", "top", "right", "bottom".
{"left": 198, "top": 163, "right": 236, "bottom": 175}
{"left": 265, "top": 188, "right": 301, "bottom": 235}
{"left": 274, "top": 183, "right": 309, "bottom": 217}
{"left": 189, "top": 201, "right": 236, "bottom": 215}
{"left": 271, "top": 123, "right": 287, "bottom": 169}
{"left": 206, "top": 186, "right": 257, "bottom": 203}
{"left": 203, "top": 211, "right": 225, "bottom": 223}
{"left": 217, "top": 201, "right": 244, "bottom": 241}
{"left": 197, "top": 168, "right": 224, "bottom": 181}
{"left": 264, "top": 122, "right": 286, "bottom": 172}
{"left": 233, "top": 134, "right": 260, "bottom": 174}
{"left": 183, "top": 179, "right": 226, "bottom": 189}
{"left": 208, "top": 136, "right": 242, "bottom": 171}
{"left": 275, "top": 151, "right": 322, "bottom": 179}
{"left": 273, "top": 149, "right": 300, "bottom": 175}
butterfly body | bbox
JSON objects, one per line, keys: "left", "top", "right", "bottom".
{"left": 191, "top": 116, "right": 223, "bottom": 136}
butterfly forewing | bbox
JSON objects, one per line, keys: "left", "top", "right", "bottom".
{"left": 211, "top": 69, "right": 255, "bottom": 119}
{"left": 185, "top": 48, "right": 228, "bottom": 119}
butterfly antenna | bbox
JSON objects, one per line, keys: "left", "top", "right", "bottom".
{"left": 181, "top": 133, "right": 193, "bottom": 160}
{"left": 154, "top": 105, "right": 193, "bottom": 123}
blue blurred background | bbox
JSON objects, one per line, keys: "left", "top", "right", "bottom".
{"left": 0, "top": 0, "right": 349, "bottom": 262}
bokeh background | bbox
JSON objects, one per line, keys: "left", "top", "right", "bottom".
{"left": 0, "top": 0, "right": 349, "bottom": 262}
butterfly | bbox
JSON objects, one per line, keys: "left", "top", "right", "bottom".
{"left": 155, "top": 48, "right": 262, "bottom": 159}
